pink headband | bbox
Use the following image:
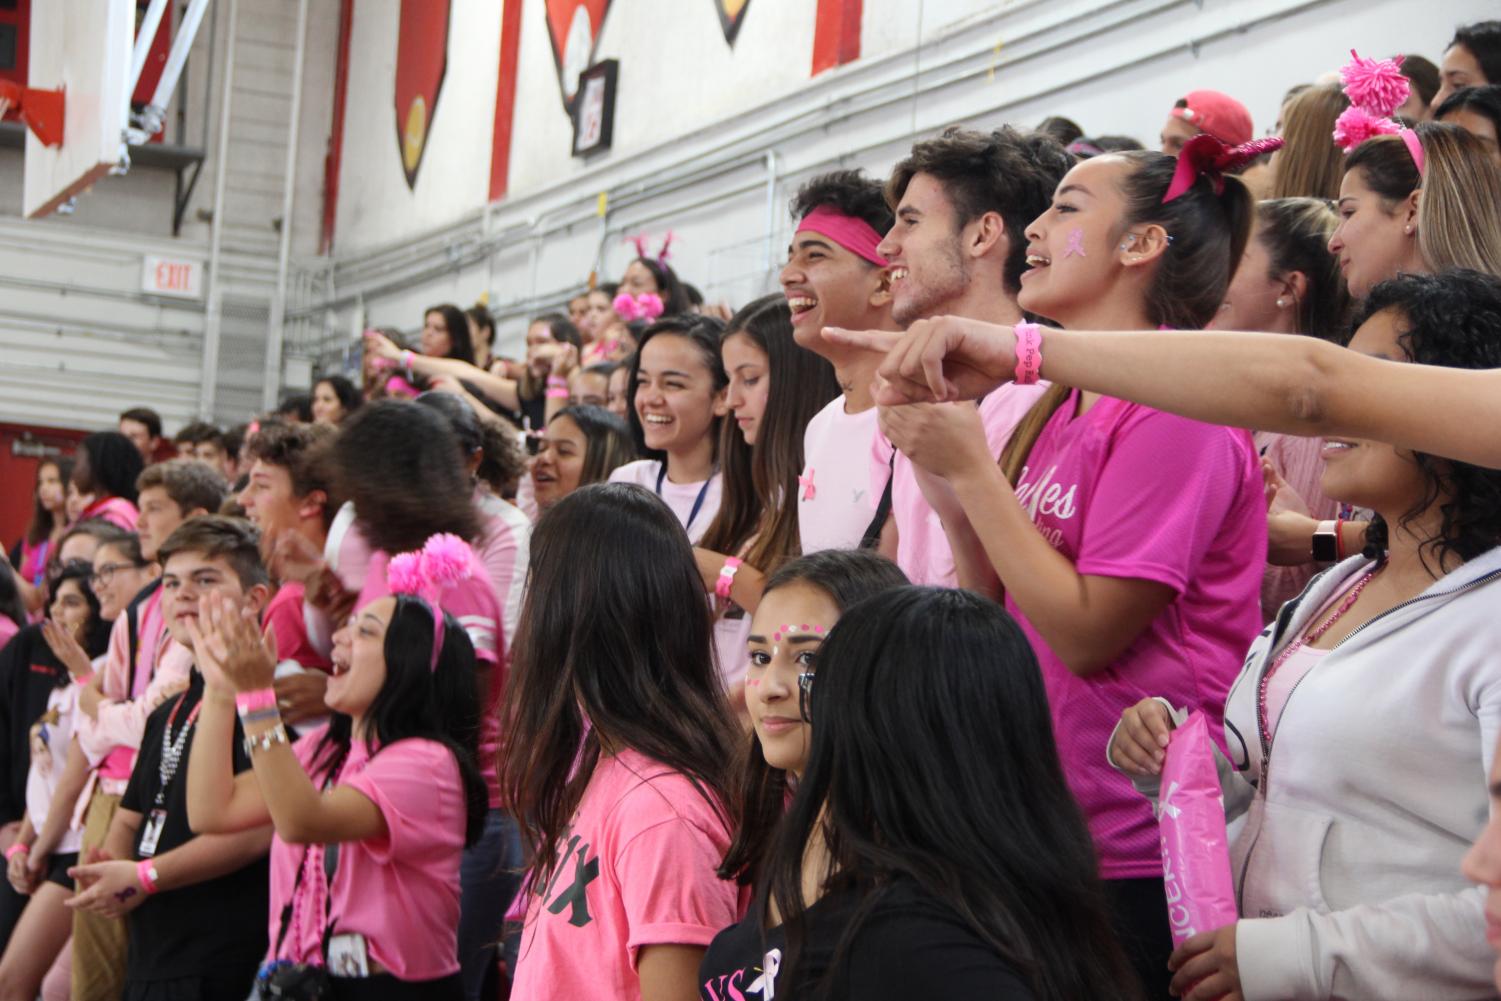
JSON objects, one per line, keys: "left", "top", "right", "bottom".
{"left": 1163, "top": 134, "right": 1284, "bottom": 203}
{"left": 387, "top": 533, "right": 474, "bottom": 671}
{"left": 796, "top": 206, "right": 889, "bottom": 267}
{"left": 1333, "top": 50, "right": 1426, "bottom": 178}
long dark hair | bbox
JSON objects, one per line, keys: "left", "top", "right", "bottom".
{"left": 330, "top": 400, "right": 481, "bottom": 555}
{"left": 764, "top": 587, "right": 1138, "bottom": 1000}
{"left": 313, "top": 375, "right": 363, "bottom": 419}
{"left": 628, "top": 257, "right": 692, "bottom": 316}
{"left": 25, "top": 457, "right": 73, "bottom": 547}
{"left": 699, "top": 295, "right": 839, "bottom": 574}
{"left": 414, "top": 390, "right": 526, "bottom": 499}
{"left": 720, "top": 550, "right": 909, "bottom": 886}
{"left": 1357, "top": 270, "right": 1501, "bottom": 571}
{"left": 75, "top": 432, "right": 146, "bottom": 504}
{"left": 624, "top": 316, "right": 728, "bottom": 463}
{"left": 47, "top": 560, "right": 113, "bottom": 681}
{"left": 310, "top": 595, "right": 487, "bottom": 845}
{"left": 1000, "top": 148, "right": 1252, "bottom": 484}
{"left": 425, "top": 304, "right": 477, "bottom": 365}
{"left": 499, "top": 483, "right": 738, "bottom": 887}
{"left": 0, "top": 562, "right": 25, "bottom": 630}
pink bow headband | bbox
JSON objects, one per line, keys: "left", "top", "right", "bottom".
{"left": 1163, "top": 134, "right": 1285, "bottom": 203}
{"left": 1332, "top": 50, "right": 1426, "bottom": 176}
{"left": 387, "top": 533, "right": 474, "bottom": 671}
{"left": 613, "top": 292, "right": 664, "bottom": 322}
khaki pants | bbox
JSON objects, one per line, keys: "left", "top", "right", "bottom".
{"left": 70, "top": 789, "right": 126, "bottom": 1001}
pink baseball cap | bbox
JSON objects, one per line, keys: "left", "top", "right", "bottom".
{"left": 1170, "top": 90, "right": 1254, "bottom": 147}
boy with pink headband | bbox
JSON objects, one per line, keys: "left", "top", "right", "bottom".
{"left": 781, "top": 170, "right": 901, "bottom": 552}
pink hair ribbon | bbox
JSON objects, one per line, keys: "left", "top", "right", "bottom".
{"left": 795, "top": 206, "right": 889, "bottom": 267}
{"left": 386, "top": 533, "right": 475, "bottom": 671}
{"left": 1162, "top": 134, "right": 1285, "bottom": 203}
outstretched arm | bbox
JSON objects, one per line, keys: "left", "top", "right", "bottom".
{"left": 827, "top": 320, "right": 1501, "bottom": 470}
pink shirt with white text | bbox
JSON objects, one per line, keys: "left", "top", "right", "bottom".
{"left": 1007, "top": 390, "right": 1263, "bottom": 880}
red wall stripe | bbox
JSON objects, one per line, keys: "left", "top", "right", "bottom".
{"left": 320, "top": 0, "right": 354, "bottom": 254}
{"left": 489, "top": 0, "right": 525, "bottom": 202}
{"left": 811, "top": 0, "right": 862, "bottom": 77}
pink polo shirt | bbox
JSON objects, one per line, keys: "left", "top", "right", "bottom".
{"left": 511, "top": 749, "right": 745, "bottom": 1001}
{"left": 1007, "top": 390, "right": 1263, "bottom": 880}
{"left": 359, "top": 547, "right": 505, "bottom": 808}
{"left": 880, "top": 384, "right": 1049, "bottom": 586}
{"left": 267, "top": 735, "right": 465, "bottom": 981}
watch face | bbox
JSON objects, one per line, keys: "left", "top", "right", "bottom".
{"left": 1312, "top": 532, "right": 1339, "bottom": 563}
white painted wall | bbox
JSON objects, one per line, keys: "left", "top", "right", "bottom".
{"left": 321, "top": 0, "right": 1492, "bottom": 363}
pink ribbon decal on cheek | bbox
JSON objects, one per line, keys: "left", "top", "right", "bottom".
{"left": 798, "top": 468, "right": 817, "bottom": 501}
{"left": 1065, "top": 227, "right": 1087, "bottom": 258}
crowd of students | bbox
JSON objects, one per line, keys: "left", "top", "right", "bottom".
{"left": 3, "top": 21, "right": 1501, "bottom": 1001}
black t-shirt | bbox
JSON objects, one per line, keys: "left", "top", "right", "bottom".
{"left": 699, "top": 879, "right": 1037, "bottom": 1001}
{"left": 0, "top": 625, "right": 70, "bottom": 823}
{"left": 120, "top": 671, "right": 269, "bottom": 983}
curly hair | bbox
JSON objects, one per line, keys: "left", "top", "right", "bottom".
{"left": 1357, "top": 270, "right": 1501, "bottom": 571}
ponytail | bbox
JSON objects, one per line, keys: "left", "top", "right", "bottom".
{"left": 998, "top": 384, "right": 1072, "bottom": 486}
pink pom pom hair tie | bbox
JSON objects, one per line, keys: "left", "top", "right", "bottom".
{"left": 387, "top": 533, "right": 476, "bottom": 671}
{"left": 612, "top": 292, "right": 665, "bottom": 322}
{"left": 1333, "top": 49, "right": 1425, "bottom": 177}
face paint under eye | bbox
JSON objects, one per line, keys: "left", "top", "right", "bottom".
{"left": 1065, "top": 227, "right": 1087, "bottom": 258}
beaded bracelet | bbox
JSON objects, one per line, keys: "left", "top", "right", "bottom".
{"left": 243, "top": 723, "right": 291, "bottom": 757}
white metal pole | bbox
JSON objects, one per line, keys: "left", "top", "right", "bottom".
{"left": 263, "top": 0, "right": 309, "bottom": 410}
{"left": 199, "top": 0, "right": 238, "bottom": 420}
{"left": 129, "top": 0, "right": 169, "bottom": 97}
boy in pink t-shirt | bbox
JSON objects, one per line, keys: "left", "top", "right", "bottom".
{"left": 510, "top": 749, "right": 745, "bottom": 1001}
{"left": 1007, "top": 391, "right": 1264, "bottom": 881}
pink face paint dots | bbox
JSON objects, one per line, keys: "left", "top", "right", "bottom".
{"left": 1065, "top": 226, "right": 1087, "bottom": 258}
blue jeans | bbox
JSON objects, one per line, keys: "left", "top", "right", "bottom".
{"left": 458, "top": 809, "right": 524, "bottom": 1001}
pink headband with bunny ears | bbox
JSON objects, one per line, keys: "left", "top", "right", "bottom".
{"left": 386, "top": 533, "right": 474, "bottom": 671}
{"left": 1333, "top": 50, "right": 1426, "bottom": 177}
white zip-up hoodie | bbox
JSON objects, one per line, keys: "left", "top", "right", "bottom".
{"left": 1128, "top": 546, "right": 1501, "bottom": 1001}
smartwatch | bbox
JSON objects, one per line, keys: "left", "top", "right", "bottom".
{"left": 1311, "top": 520, "right": 1339, "bottom": 564}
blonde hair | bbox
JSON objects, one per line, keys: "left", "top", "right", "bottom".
{"left": 1268, "top": 84, "right": 1349, "bottom": 201}
{"left": 1415, "top": 125, "right": 1501, "bottom": 277}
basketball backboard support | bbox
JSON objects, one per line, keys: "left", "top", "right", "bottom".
{"left": 22, "top": 0, "right": 134, "bottom": 218}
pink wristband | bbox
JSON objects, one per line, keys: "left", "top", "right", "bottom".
{"left": 716, "top": 557, "right": 743, "bottom": 600}
{"left": 235, "top": 688, "right": 277, "bottom": 716}
{"left": 5, "top": 843, "right": 28, "bottom": 861}
{"left": 136, "top": 859, "right": 159, "bottom": 894}
{"left": 400, "top": 349, "right": 416, "bottom": 370}
{"left": 1014, "top": 322, "right": 1043, "bottom": 385}
{"left": 74, "top": 672, "right": 94, "bottom": 687}
{"left": 546, "top": 375, "right": 569, "bottom": 388}
{"left": 545, "top": 388, "right": 570, "bottom": 400}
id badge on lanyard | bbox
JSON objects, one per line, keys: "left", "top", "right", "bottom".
{"left": 138, "top": 807, "right": 168, "bottom": 858}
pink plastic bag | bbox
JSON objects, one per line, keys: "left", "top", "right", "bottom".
{"left": 1158, "top": 711, "right": 1238, "bottom": 944}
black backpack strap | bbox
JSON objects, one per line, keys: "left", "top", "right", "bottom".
{"left": 859, "top": 449, "right": 898, "bottom": 551}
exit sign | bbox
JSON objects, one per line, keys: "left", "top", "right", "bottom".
{"left": 142, "top": 256, "right": 203, "bottom": 299}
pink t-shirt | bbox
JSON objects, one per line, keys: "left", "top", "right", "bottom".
{"left": 359, "top": 547, "right": 505, "bottom": 808}
{"left": 879, "top": 384, "right": 1049, "bottom": 586}
{"left": 1007, "top": 390, "right": 1264, "bottom": 880}
{"left": 510, "top": 749, "right": 745, "bottom": 1001}
{"left": 799, "top": 397, "right": 885, "bottom": 553}
{"left": 263, "top": 583, "right": 332, "bottom": 673}
{"left": 608, "top": 460, "right": 723, "bottom": 545}
{"left": 79, "top": 496, "right": 139, "bottom": 532}
{"left": 267, "top": 735, "right": 466, "bottom": 981}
